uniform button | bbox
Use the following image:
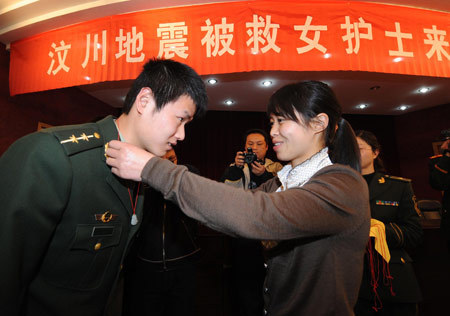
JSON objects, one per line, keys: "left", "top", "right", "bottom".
{"left": 94, "top": 243, "right": 102, "bottom": 251}
{"left": 264, "top": 309, "right": 268, "bottom": 315}
{"left": 264, "top": 263, "right": 268, "bottom": 268}
{"left": 401, "top": 257, "right": 405, "bottom": 263}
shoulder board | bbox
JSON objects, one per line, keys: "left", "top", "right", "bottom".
{"left": 429, "top": 154, "right": 443, "bottom": 159}
{"left": 42, "top": 123, "right": 104, "bottom": 156}
{"left": 384, "top": 175, "right": 411, "bottom": 182}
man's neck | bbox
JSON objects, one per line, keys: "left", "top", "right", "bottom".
{"left": 116, "top": 114, "right": 137, "bottom": 145}
{"left": 361, "top": 165, "right": 375, "bottom": 175}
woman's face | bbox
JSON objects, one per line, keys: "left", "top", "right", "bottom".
{"left": 357, "top": 137, "right": 378, "bottom": 172}
{"left": 269, "top": 111, "right": 322, "bottom": 167}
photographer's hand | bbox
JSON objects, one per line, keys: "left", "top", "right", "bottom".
{"left": 251, "top": 161, "right": 266, "bottom": 176}
{"left": 235, "top": 151, "right": 245, "bottom": 167}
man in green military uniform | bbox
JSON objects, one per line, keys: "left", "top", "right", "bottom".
{"left": 429, "top": 129, "right": 450, "bottom": 252}
{"left": 0, "top": 58, "right": 207, "bottom": 316}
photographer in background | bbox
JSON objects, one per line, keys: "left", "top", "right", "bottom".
{"left": 220, "top": 129, "right": 282, "bottom": 189}
{"left": 220, "top": 129, "right": 282, "bottom": 316}
{"left": 429, "top": 128, "right": 450, "bottom": 253}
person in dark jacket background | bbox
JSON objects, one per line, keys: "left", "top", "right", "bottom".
{"left": 355, "top": 130, "right": 422, "bottom": 316}
{"left": 123, "top": 149, "right": 201, "bottom": 316}
{"left": 428, "top": 129, "right": 450, "bottom": 252}
{"left": 220, "top": 129, "right": 282, "bottom": 316}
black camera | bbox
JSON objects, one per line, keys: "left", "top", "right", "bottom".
{"left": 242, "top": 147, "right": 258, "bottom": 164}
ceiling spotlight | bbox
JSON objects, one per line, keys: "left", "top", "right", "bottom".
{"left": 398, "top": 105, "right": 409, "bottom": 111}
{"left": 357, "top": 104, "right": 368, "bottom": 109}
{"left": 418, "top": 87, "right": 430, "bottom": 94}
{"left": 393, "top": 57, "right": 403, "bottom": 63}
{"left": 262, "top": 80, "right": 272, "bottom": 86}
{"left": 224, "top": 99, "right": 234, "bottom": 106}
{"left": 208, "top": 78, "right": 218, "bottom": 85}
{"left": 324, "top": 53, "right": 331, "bottom": 59}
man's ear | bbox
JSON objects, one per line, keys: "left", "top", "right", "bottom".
{"left": 135, "top": 87, "right": 154, "bottom": 114}
{"left": 311, "top": 113, "right": 329, "bottom": 134}
{"left": 373, "top": 148, "right": 380, "bottom": 159}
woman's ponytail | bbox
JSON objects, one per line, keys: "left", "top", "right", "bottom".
{"left": 328, "top": 118, "right": 361, "bottom": 172}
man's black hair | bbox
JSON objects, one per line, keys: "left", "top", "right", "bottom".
{"left": 243, "top": 129, "right": 270, "bottom": 146}
{"left": 122, "top": 58, "right": 207, "bottom": 118}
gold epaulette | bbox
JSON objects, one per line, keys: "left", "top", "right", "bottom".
{"left": 384, "top": 175, "right": 411, "bottom": 182}
{"left": 42, "top": 123, "right": 104, "bottom": 156}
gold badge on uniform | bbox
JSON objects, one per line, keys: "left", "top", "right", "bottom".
{"left": 378, "top": 177, "right": 385, "bottom": 184}
{"left": 95, "top": 211, "right": 118, "bottom": 222}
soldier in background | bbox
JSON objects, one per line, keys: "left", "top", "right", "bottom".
{"left": 429, "top": 129, "right": 450, "bottom": 252}
{"left": 355, "top": 130, "right": 422, "bottom": 316}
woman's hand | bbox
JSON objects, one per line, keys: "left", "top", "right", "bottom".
{"left": 105, "top": 140, "right": 155, "bottom": 181}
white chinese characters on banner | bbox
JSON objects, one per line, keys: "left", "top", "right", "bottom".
{"left": 157, "top": 22, "right": 189, "bottom": 59}
{"left": 201, "top": 18, "right": 235, "bottom": 57}
{"left": 341, "top": 16, "right": 373, "bottom": 54}
{"left": 294, "top": 16, "right": 328, "bottom": 54}
{"left": 115, "top": 26, "right": 145, "bottom": 63}
{"left": 43, "top": 14, "right": 450, "bottom": 77}
{"left": 424, "top": 25, "right": 450, "bottom": 61}
{"left": 385, "top": 22, "right": 414, "bottom": 57}
{"left": 82, "top": 30, "right": 108, "bottom": 68}
{"left": 246, "top": 15, "right": 281, "bottom": 54}
{"left": 47, "top": 41, "right": 71, "bottom": 75}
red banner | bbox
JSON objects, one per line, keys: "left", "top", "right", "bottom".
{"left": 9, "top": 0, "right": 450, "bottom": 95}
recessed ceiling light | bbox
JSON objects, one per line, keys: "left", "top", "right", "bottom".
{"left": 393, "top": 57, "right": 403, "bottom": 63}
{"left": 207, "top": 78, "right": 218, "bottom": 85}
{"left": 224, "top": 99, "right": 234, "bottom": 105}
{"left": 418, "top": 87, "right": 430, "bottom": 94}
{"left": 357, "top": 104, "right": 368, "bottom": 109}
{"left": 324, "top": 53, "right": 331, "bottom": 59}
{"left": 398, "top": 105, "right": 409, "bottom": 111}
{"left": 262, "top": 80, "right": 272, "bottom": 86}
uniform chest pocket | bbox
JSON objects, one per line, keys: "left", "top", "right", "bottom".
{"left": 72, "top": 225, "right": 122, "bottom": 251}
{"left": 43, "top": 224, "right": 123, "bottom": 290}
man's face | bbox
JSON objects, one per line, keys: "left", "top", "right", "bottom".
{"left": 245, "top": 133, "right": 268, "bottom": 160}
{"left": 137, "top": 94, "right": 195, "bottom": 157}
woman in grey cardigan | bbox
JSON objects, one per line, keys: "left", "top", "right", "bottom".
{"left": 106, "top": 81, "right": 370, "bottom": 316}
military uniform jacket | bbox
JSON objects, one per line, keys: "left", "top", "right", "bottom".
{"left": 429, "top": 154, "right": 450, "bottom": 240}
{"left": 0, "top": 116, "right": 144, "bottom": 316}
{"left": 358, "top": 172, "right": 423, "bottom": 303}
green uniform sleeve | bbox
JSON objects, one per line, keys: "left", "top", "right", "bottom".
{"left": 0, "top": 132, "right": 72, "bottom": 315}
{"left": 385, "top": 182, "right": 423, "bottom": 249}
